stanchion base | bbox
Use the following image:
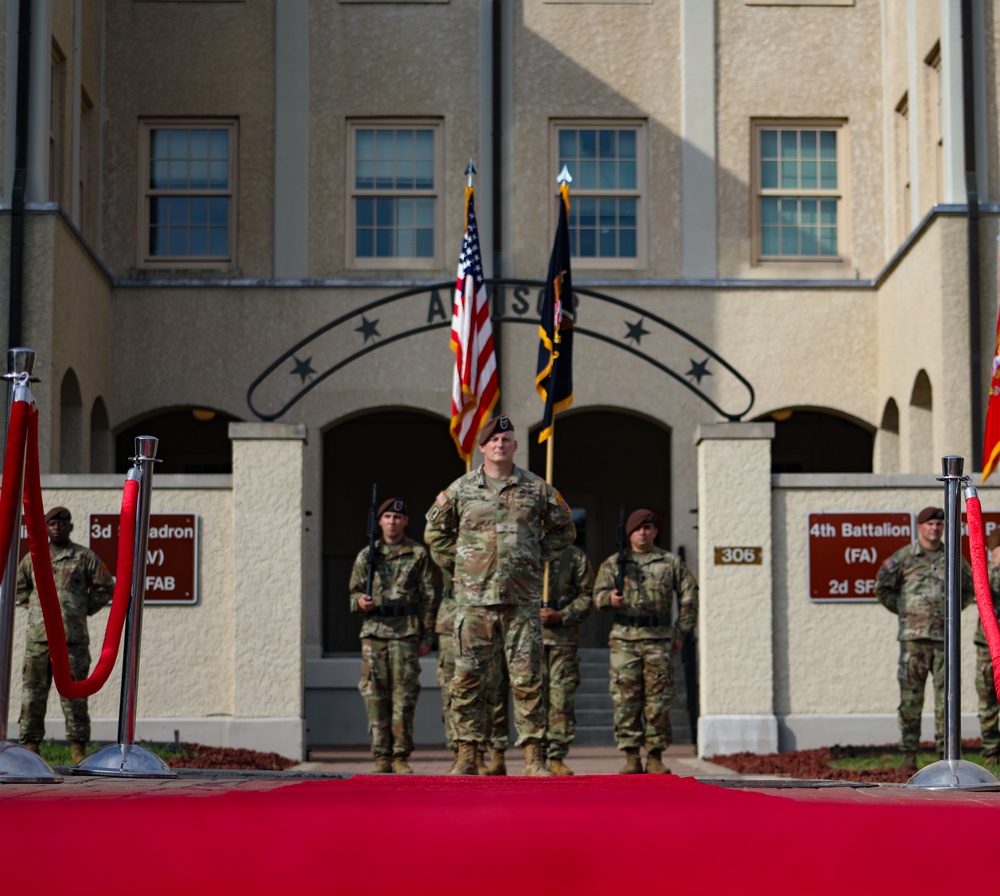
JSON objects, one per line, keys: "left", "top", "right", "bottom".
{"left": 906, "top": 758, "right": 1000, "bottom": 790}
{"left": 0, "top": 740, "right": 62, "bottom": 783}
{"left": 71, "top": 742, "right": 176, "bottom": 778}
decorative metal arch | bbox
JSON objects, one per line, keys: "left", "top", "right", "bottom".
{"left": 246, "top": 279, "right": 755, "bottom": 422}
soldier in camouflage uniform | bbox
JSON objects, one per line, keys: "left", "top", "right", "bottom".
{"left": 350, "top": 498, "right": 437, "bottom": 774}
{"left": 875, "top": 506, "right": 974, "bottom": 771}
{"left": 540, "top": 543, "right": 594, "bottom": 775}
{"left": 594, "top": 509, "right": 698, "bottom": 775}
{"left": 424, "top": 415, "right": 576, "bottom": 776}
{"left": 16, "top": 506, "right": 113, "bottom": 763}
{"left": 976, "top": 530, "right": 1000, "bottom": 770}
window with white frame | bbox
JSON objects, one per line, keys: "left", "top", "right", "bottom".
{"left": 553, "top": 122, "right": 644, "bottom": 267}
{"left": 753, "top": 122, "right": 845, "bottom": 262}
{"left": 139, "top": 120, "right": 236, "bottom": 268}
{"left": 349, "top": 121, "right": 442, "bottom": 268}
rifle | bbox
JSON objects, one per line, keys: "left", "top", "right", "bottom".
{"left": 365, "top": 483, "right": 379, "bottom": 596}
{"left": 615, "top": 504, "right": 627, "bottom": 596}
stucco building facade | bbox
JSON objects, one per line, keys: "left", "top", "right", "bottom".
{"left": 2, "top": 0, "right": 999, "bottom": 756}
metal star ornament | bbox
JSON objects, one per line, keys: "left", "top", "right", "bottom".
{"left": 290, "top": 355, "right": 316, "bottom": 383}
{"left": 686, "top": 358, "right": 711, "bottom": 384}
{"left": 624, "top": 318, "right": 650, "bottom": 346}
{"left": 355, "top": 315, "right": 381, "bottom": 343}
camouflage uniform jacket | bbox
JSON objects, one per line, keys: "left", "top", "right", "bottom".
{"left": 974, "top": 563, "right": 1000, "bottom": 648}
{"left": 349, "top": 536, "right": 437, "bottom": 648}
{"left": 424, "top": 464, "right": 576, "bottom": 607}
{"left": 593, "top": 545, "right": 698, "bottom": 642}
{"left": 543, "top": 545, "right": 594, "bottom": 647}
{"left": 15, "top": 540, "right": 113, "bottom": 645}
{"left": 875, "top": 541, "right": 974, "bottom": 641}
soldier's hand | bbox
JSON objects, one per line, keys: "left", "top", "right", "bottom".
{"left": 541, "top": 608, "right": 562, "bottom": 626}
{"left": 358, "top": 594, "right": 375, "bottom": 612}
{"left": 610, "top": 590, "right": 625, "bottom": 608}
{"left": 418, "top": 643, "right": 431, "bottom": 657}
{"left": 672, "top": 638, "right": 683, "bottom": 654}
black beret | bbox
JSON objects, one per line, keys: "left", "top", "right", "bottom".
{"left": 478, "top": 415, "right": 514, "bottom": 445}
{"left": 378, "top": 498, "right": 408, "bottom": 518}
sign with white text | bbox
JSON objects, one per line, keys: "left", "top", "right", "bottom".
{"left": 807, "top": 511, "right": 912, "bottom": 602}
{"left": 88, "top": 512, "right": 198, "bottom": 605}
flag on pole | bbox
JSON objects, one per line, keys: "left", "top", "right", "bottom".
{"left": 983, "top": 254, "right": 1000, "bottom": 481}
{"left": 535, "top": 181, "right": 574, "bottom": 443}
{"left": 450, "top": 187, "right": 499, "bottom": 461}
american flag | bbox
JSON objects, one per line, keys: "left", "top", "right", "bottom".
{"left": 450, "top": 189, "right": 499, "bottom": 461}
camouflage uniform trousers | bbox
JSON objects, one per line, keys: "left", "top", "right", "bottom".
{"left": 359, "top": 636, "right": 421, "bottom": 758}
{"left": 541, "top": 644, "right": 581, "bottom": 760}
{"left": 897, "top": 638, "right": 945, "bottom": 753}
{"left": 975, "top": 644, "right": 1000, "bottom": 758}
{"left": 436, "top": 632, "right": 457, "bottom": 750}
{"left": 484, "top": 635, "right": 510, "bottom": 752}
{"left": 610, "top": 637, "right": 675, "bottom": 752}
{"left": 20, "top": 641, "right": 91, "bottom": 744}
{"left": 452, "top": 604, "right": 543, "bottom": 746}
{"left": 438, "top": 633, "right": 510, "bottom": 751}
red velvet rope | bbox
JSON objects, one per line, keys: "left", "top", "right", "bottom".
{"left": 965, "top": 494, "right": 1000, "bottom": 701}
{"left": 22, "top": 407, "right": 139, "bottom": 699}
{"left": 0, "top": 399, "right": 30, "bottom": 585}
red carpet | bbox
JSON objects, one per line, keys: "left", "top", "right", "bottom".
{"left": 6, "top": 775, "right": 998, "bottom": 894}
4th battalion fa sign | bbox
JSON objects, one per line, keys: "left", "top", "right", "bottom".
{"left": 807, "top": 511, "right": 912, "bottom": 601}
{"left": 88, "top": 512, "right": 198, "bottom": 605}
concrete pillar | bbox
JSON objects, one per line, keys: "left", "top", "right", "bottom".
{"left": 696, "top": 422, "right": 777, "bottom": 757}
{"left": 229, "top": 422, "right": 307, "bottom": 759}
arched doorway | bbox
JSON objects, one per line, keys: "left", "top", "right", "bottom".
{"left": 757, "top": 408, "right": 874, "bottom": 473}
{"left": 115, "top": 408, "right": 240, "bottom": 474}
{"left": 527, "top": 409, "right": 672, "bottom": 648}
{"left": 60, "top": 369, "right": 83, "bottom": 473}
{"left": 322, "top": 409, "right": 465, "bottom": 654}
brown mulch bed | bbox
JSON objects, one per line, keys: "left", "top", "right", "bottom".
{"left": 707, "top": 740, "right": 986, "bottom": 784}
{"left": 165, "top": 743, "right": 297, "bottom": 771}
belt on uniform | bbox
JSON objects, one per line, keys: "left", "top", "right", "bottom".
{"left": 370, "top": 605, "right": 419, "bottom": 618}
{"left": 613, "top": 613, "right": 672, "bottom": 627}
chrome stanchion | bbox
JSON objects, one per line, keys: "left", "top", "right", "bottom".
{"left": 0, "top": 348, "right": 60, "bottom": 783}
{"left": 907, "top": 455, "right": 1000, "bottom": 789}
{"left": 75, "top": 436, "right": 174, "bottom": 777}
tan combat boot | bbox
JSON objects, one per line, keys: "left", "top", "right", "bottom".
{"left": 475, "top": 748, "right": 490, "bottom": 775}
{"left": 448, "top": 741, "right": 480, "bottom": 775}
{"left": 370, "top": 755, "right": 393, "bottom": 773}
{"left": 645, "top": 750, "right": 670, "bottom": 774}
{"left": 548, "top": 757, "right": 574, "bottom": 776}
{"left": 618, "top": 748, "right": 644, "bottom": 774}
{"left": 522, "top": 742, "right": 555, "bottom": 777}
{"left": 897, "top": 752, "right": 918, "bottom": 773}
{"left": 22, "top": 742, "right": 40, "bottom": 754}
{"left": 485, "top": 749, "right": 507, "bottom": 776}
{"left": 71, "top": 742, "right": 87, "bottom": 764}
{"left": 444, "top": 749, "right": 458, "bottom": 774}
{"left": 392, "top": 756, "right": 414, "bottom": 774}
